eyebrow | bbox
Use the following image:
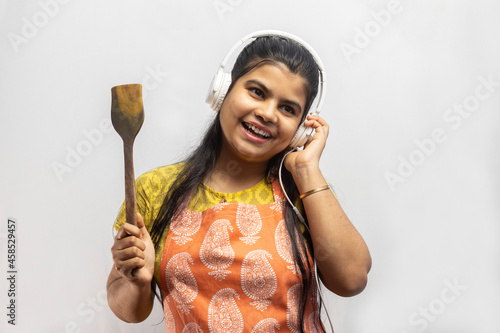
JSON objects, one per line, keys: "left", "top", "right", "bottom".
{"left": 246, "top": 79, "right": 303, "bottom": 114}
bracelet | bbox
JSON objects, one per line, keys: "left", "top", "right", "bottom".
{"left": 299, "top": 184, "right": 331, "bottom": 199}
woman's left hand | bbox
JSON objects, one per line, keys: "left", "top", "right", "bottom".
{"left": 284, "top": 114, "right": 329, "bottom": 172}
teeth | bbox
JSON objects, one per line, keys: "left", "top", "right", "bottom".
{"left": 248, "top": 124, "right": 271, "bottom": 138}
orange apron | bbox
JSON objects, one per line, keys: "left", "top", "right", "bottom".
{"left": 159, "top": 179, "right": 323, "bottom": 332}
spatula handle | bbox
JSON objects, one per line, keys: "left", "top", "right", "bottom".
{"left": 123, "top": 142, "right": 137, "bottom": 226}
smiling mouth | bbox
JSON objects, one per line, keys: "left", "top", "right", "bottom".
{"left": 242, "top": 122, "right": 272, "bottom": 139}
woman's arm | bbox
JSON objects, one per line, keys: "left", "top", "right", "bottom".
{"left": 107, "top": 213, "right": 156, "bottom": 322}
{"left": 286, "top": 115, "right": 372, "bottom": 297}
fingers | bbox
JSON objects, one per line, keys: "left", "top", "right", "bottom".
{"left": 111, "top": 243, "right": 147, "bottom": 279}
{"left": 285, "top": 115, "right": 329, "bottom": 171}
{"left": 113, "top": 232, "right": 146, "bottom": 252}
{"left": 115, "top": 213, "right": 147, "bottom": 240}
{"left": 112, "top": 245, "right": 146, "bottom": 269}
{"left": 304, "top": 114, "right": 329, "bottom": 132}
{"left": 114, "top": 257, "right": 146, "bottom": 280}
{"left": 135, "top": 213, "right": 152, "bottom": 241}
{"left": 303, "top": 115, "right": 329, "bottom": 146}
{"left": 136, "top": 212, "right": 145, "bottom": 229}
{"left": 115, "top": 223, "right": 138, "bottom": 241}
{"left": 112, "top": 214, "right": 149, "bottom": 280}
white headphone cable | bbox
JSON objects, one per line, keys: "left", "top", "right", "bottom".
{"left": 278, "top": 149, "right": 305, "bottom": 223}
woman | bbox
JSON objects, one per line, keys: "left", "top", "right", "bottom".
{"left": 107, "top": 31, "right": 371, "bottom": 332}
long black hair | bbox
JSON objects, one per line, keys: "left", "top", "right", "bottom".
{"left": 150, "top": 35, "right": 325, "bottom": 332}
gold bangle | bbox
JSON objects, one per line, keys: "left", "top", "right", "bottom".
{"left": 299, "top": 184, "right": 331, "bottom": 199}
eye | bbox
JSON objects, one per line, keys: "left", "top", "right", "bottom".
{"left": 280, "top": 104, "right": 296, "bottom": 115}
{"left": 249, "top": 87, "right": 264, "bottom": 98}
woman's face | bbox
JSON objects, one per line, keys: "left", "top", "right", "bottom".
{"left": 219, "top": 63, "right": 307, "bottom": 165}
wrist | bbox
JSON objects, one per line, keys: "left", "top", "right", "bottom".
{"left": 290, "top": 165, "right": 326, "bottom": 194}
{"left": 299, "top": 184, "right": 331, "bottom": 199}
{"left": 289, "top": 162, "right": 320, "bottom": 177}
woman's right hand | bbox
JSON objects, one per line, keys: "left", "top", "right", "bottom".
{"left": 111, "top": 213, "right": 155, "bottom": 286}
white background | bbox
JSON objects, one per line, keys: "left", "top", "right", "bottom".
{"left": 1, "top": 0, "right": 499, "bottom": 332}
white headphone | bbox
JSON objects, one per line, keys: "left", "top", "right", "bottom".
{"left": 205, "top": 30, "right": 327, "bottom": 149}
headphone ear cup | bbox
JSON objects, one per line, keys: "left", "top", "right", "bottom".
{"left": 206, "top": 71, "right": 219, "bottom": 109}
{"left": 213, "top": 74, "right": 231, "bottom": 111}
{"left": 206, "top": 71, "right": 232, "bottom": 111}
{"left": 289, "top": 123, "right": 313, "bottom": 149}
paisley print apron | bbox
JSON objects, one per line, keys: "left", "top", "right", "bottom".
{"left": 159, "top": 179, "right": 323, "bottom": 332}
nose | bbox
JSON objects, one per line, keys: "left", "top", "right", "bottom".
{"left": 255, "top": 100, "right": 278, "bottom": 123}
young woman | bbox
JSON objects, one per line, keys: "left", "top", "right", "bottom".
{"left": 107, "top": 31, "right": 371, "bottom": 332}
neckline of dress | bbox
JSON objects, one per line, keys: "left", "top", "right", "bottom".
{"left": 200, "top": 176, "right": 271, "bottom": 197}
{"left": 183, "top": 176, "right": 284, "bottom": 213}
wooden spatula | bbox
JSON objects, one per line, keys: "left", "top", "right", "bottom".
{"left": 111, "top": 84, "right": 144, "bottom": 226}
